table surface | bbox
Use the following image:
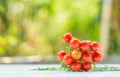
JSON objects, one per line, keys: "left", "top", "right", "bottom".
{"left": 0, "top": 64, "right": 120, "bottom": 78}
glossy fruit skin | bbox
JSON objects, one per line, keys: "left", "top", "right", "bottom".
{"left": 62, "top": 33, "right": 72, "bottom": 43}
{"left": 70, "top": 61, "right": 81, "bottom": 72}
{"left": 70, "top": 38, "right": 80, "bottom": 49}
{"left": 57, "top": 51, "right": 66, "bottom": 60}
{"left": 63, "top": 55, "right": 73, "bottom": 65}
{"left": 92, "top": 51, "right": 102, "bottom": 63}
{"left": 82, "top": 62, "right": 92, "bottom": 72}
{"left": 80, "top": 41, "right": 90, "bottom": 51}
{"left": 58, "top": 33, "right": 103, "bottom": 72}
{"left": 71, "top": 49, "right": 82, "bottom": 60}
{"left": 81, "top": 51, "right": 92, "bottom": 62}
{"left": 90, "top": 42, "right": 99, "bottom": 51}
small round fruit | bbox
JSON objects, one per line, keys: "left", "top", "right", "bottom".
{"left": 70, "top": 61, "right": 81, "bottom": 72}
{"left": 62, "top": 33, "right": 72, "bottom": 43}
{"left": 71, "top": 49, "right": 82, "bottom": 60}
{"left": 81, "top": 51, "right": 92, "bottom": 62}
{"left": 92, "top": 51, "right": 102, "bottom": 63}
{"left": 90, "top": 42, "right": 99, "bottom": 51}
{"left": 82, "top": 62, "right": 92, "bottom": 72}
{"left": 80, "top": 41, "right": 90, "bottom": 51}
{"left": 57, "top": 51, "right": 66, "bottom": 60}
{"left": 70, "top": 38, "right": 80, "bottom": 49}
{"left": 86, "top": 40, "right": 92, "bottom": 45}
{"left": 63, "top": 55, "right": 73, "bottom": 65}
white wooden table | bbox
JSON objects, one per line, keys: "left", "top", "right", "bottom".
{"left": 0, "top": 64, "right": 120, "bottom": 78}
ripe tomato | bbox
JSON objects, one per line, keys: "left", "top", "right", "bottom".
{"left": 62, "top": 33, "right": 72, "bottom": 43}
{"left": 70, "top": 61, "right": 81, "bottom": 72}
{"left": 80, "top": 41, "right": 90, "bottom": 51}
{"left": 82, "top": 62, "right": 92, "bottom": 72}
{"left": 57, "top": 51, "right": 66, "bottom": 61}
{"left": 92, "top": 51, "right": 102, "bottom": 63}
{"left": 70, "top": 38, "right": 80, "bottom": 49}
{"left": 81, "top": 51, "right": 92, "bottom": 62}
{"left": 90, "top": 42, "right": 99, "bottom": 51}
{"left": 71, "top": 49, "right": 82, "bottom": 60}
{"left": 86, "top": 40, "right": 92, "bottom": 45}
{"left": 63, "top": 55, "right": 73, "bottom": 65}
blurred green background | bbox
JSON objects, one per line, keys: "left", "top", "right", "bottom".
{"left": 0, "top": 0, "right": 120, "bottom": 60}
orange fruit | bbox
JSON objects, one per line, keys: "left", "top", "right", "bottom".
{"left": 71, "top": 49, "right": 82, "bottom": 60}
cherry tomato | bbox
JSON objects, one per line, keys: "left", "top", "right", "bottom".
{"left": 81, "top": 51, "right": 92, "bottom": 62}
{"left": 70, "top": 61, "right": 81, "bottom": 72}
{"left": 70, "top": 38, "right": 80, "bottom": 49}
{"left": 80, "top": 41, "right": 90, "bottom": 51}
{"left": 62, "top": 33, "right": 72, "bottom": 43}
{"left": 63, "top": 55, "right": 73, "bottom": 65}
{"left": 82, "top": 62, "right": 92, "bottom": 72}
{"left": 90, "top": 42, "right": 99, "bottom": 51}
{"left": 57, "top": 51, "right": 66, "bottom": 60}
{"left": 86, "top": 40, "right": 92, "bottom": 45}
{"left": 71, "top": 49, "right": 82, "bottom": 60}
{"left": 92, "top": 51, "right": 102, "bottom": 63}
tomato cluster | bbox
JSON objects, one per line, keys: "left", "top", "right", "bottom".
{"left": 57, "top": 33, "right": 102, "bottom": 72}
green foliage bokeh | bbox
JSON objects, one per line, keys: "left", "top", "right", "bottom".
{"left": 0, "top": 0, "right": 101, "bottom": 56}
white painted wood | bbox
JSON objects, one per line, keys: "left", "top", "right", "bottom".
{"left": 100, "top": 0, "right": 113, "bottom": 57}
{"left": 0, "top": 64, "right": 120, "bottom": 78}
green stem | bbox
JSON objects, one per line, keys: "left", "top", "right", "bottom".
{"left": 33, "top": 65, "right": 120, "bottom": 72}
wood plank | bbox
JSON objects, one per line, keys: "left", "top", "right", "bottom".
{"left": 0, "top": 64, "right": 120, "bottom": 78}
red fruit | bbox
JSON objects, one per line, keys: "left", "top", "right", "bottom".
{"left": 82, "top": 62, "right": 92, "bottom": 72}
{"left": 81, "top": 51, "right": 92, "bottom": 62}
{"left": 86, "top": 40, "right": 92, "bottom": 45}
{"left": 90, "top": 42, "right": 99, "bottom": 51}
{"left": 70, "top": 38, "right": 80, "bottom": 49}
{"left": 57, "top": 51, "right": 66, "bottom": 60}
{"left": 70, "top": 61, "right": 81, "bottom": 72}
{"left": 92, "top": 51, "right": 102, "bottom": 63}
{"left": 62, "top": 33, "right": 72, "bottom": 43}
{"left": 63, "top": 55, "right": 73, "bottom": 65}
{"left": 80, "top": 41, "right": 90, "bottom": 51}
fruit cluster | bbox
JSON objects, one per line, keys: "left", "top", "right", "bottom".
{"left": 57, "top": 33, "right": 102, "bottom": 72}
